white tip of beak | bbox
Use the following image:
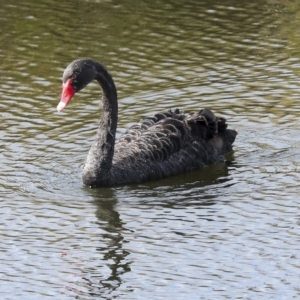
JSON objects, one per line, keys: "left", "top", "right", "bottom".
{"left": 57, "top": 101, "right": 67, "bottom": 112}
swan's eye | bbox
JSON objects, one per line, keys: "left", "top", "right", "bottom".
{"left": 71, "top": 78, "right": 79, "bottom": 90}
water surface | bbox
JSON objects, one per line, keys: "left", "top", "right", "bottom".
{"left": 1, "top": 0, "right": 300, "bottom": 299}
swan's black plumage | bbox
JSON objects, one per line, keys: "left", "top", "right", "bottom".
{"left": 57, "top": 58, "right": 237, "bottom": 187}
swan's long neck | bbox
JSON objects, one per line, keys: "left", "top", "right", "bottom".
{"left": 83, "top": 64, "right": 118, "bottom": 187}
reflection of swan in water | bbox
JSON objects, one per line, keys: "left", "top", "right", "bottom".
{"left": 65, "top": 189, "right": 130, "bottom": 297}
{"left": 94, "top": 196, "right": 131, "bottom": 293}
{"left": 57, "top": 58, "right": 237, "bottom": 187}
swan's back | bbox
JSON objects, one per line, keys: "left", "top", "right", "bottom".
{"left": 109, "top": 108, "right": 237, "bottom": 185}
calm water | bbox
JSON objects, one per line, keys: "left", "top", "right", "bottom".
{"left": 1, "top": 0, "right": 300, "bottom": 299}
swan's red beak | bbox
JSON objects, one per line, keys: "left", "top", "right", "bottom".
{"left": 57, "top": 79, "right": 76, "bottom": 112}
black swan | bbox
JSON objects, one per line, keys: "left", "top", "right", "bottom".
{"left": 57, "top": 58, "right": 237, "bottom": 187}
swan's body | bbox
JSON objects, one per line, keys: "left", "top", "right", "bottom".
{"left": 57, "top": 58, "right": 237, "bottom": 187}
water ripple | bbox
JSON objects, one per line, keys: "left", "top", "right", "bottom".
{"left": 1, "top": 0, "right": 300, "bottom": 299}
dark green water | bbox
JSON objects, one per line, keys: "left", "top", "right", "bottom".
{"left": 1, "top": 0, "right": 300, "bottom": 299}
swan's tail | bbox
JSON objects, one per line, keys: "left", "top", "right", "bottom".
{"left": 186, "top": 108, "right": 237, "bottom": 153}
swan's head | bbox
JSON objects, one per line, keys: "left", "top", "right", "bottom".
{"left": 57, "top": 59, "right": 97, "bottom": 112}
